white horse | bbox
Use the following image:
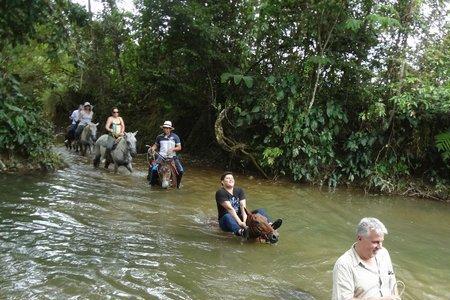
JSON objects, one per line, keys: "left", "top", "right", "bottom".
{"left": 77, "top": 123, "right": 99, "bottom": 156}
{"left": 93, "top": 131, "right": 138, "bottom": 173}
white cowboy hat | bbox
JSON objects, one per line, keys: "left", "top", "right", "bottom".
{"left": 160, "top": 120, "right": 174, "bottom": 129}
{"left": 83, "top": 102, "right": 92, "bottom": 107}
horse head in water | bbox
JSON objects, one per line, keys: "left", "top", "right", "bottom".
{"left": 244, "top": 207, "right": 279, "bottom": 244}
{"left": 158, "top": 158, "right": 178, "bottom": 189}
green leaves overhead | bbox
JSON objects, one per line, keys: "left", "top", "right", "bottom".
{"left": 436, "top": 131, "right": 450, "bottom": 161}
{"left": 221, "top": 72, "right": 253, "bottom": 88}
{"left": 3, "top": 0, "right": 449, "bottom": 194}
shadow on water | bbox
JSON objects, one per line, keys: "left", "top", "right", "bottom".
{"left": 0, "top": 147, "right": 449, "bottom": 299}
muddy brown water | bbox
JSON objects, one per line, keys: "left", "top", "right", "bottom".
{"left": 0, "top": 148, "right": 449, "bottom": 299}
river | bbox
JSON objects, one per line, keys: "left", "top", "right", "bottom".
{"left": 0, "top": 149, "right": 449, "bottom": 299}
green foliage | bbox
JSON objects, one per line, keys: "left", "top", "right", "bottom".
{"left": 3, "top": 0, "right": 448, "bottom": 193}
{"left": 0, "top": 73, "right": 59, "bottom": 169}
{"left": 0, "top": 0, "right": 88, "bottom": 171}
{"left": 262, "top": 147, "right": 283, "bottom": 167}
{"left": 436, "top": 131, "right": 450, "bottom": 161}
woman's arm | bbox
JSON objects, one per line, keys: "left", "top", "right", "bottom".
{"left": 105, "top": 117, "right": 112, "bottom": 132}
{"left": 120, "top": 117, "right": 125, "bottom": 134}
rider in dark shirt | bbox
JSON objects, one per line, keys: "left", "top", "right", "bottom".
{"left": 215, "top": 172, "right": 282, "bottom": 237}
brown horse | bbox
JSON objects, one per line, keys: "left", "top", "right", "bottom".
{"left": 244, "top": 207, "right": 279, "bottom": 244}
{"left": 148, "top": 148, "right": 179, "bottom": 189}
{"left": 157, "top": 158, "right": 178, "bottom": 189}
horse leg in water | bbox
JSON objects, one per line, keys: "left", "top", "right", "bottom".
{"left": 105, "top": 159, "right": 111, "bottom": 170}
{"left": 125, "top": 162, "right": 133, "bottom": 173}
{"left": 93, "top": 143, "right": 101, "bottom": 168}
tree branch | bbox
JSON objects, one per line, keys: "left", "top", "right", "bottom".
{"left": 215, "top": 107, "right": 269, "bottom": 179}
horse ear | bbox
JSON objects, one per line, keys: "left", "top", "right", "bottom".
{"left": 133, "top": 131, "right": 138, "bottom": 136}
{"left": 95, "top": 123, "right": 99, "bottom": 126}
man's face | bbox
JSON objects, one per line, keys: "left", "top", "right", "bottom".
{"left": 358, "top": 230, "right": 384, "bottom": 259}
{"left": 221, "top": 174, "right": 235, "bottom": 188}
{"left": 163, "top": 127, "right": 171, "bottom": 135}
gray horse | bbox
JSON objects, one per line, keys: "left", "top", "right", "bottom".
{"left": 93, "top": 131, "right": 138, "bottom": 173}
{"left": 77, "top": 123, "right": 99, "bottom": 156}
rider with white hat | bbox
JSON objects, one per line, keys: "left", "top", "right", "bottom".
{"left": 147, "top": 120, "right": 184, "bottom": 188}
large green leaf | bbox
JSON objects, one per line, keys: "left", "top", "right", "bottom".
{"left": 435, "top": 131, "right": 450, "bottom": 160}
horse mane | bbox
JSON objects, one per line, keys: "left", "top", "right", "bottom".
{"left": 110, "top": 132, "right": 135, "bottom": 164}
{"left": 80, "top": 124, "right": 91, "bottom": 142}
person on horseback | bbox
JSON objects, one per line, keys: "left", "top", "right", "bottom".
{"left": 75, "top": 102, "right": 94, "bottom": 139}
{"left": 215, "top": 172, "right": 282, "bottom": 238}
{"left": 104, "top": 107, "right": 125, "bottom": 158}
{"left": 147, "top": 120, "right": 184, "bottom": 188}
{"left": 67, "top": 104, "right": 83, "bottom": 140}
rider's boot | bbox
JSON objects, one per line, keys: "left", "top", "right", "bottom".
{"left": 147, "top": 166, "right": 153, "bottom": 183}
{"left": 176, "top": 173, "right": 183, "bottom": 188}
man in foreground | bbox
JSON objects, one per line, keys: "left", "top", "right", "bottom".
{"left": 332, "top": 217, "right": 400, "bottom": 300}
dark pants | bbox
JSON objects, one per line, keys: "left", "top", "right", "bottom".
{"left": 106, "top": 134, "right": 116, "bottom": 150}
{"left": 68, "top": 123, "right": 78, "bottom": 139}
{"left": 75, "top": 124, "right": 86, "bottom": 139}
{"left": 219, "top": 208, "right": 271, "bottom": 235}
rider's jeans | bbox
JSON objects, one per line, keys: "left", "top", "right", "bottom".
{"left": 219, "top": 208, "right": 271, "bottom": 235}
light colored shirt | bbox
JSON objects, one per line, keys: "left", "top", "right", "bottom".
{"left": 79, "top": 110, "right": 93, "bottom": 125}
{"left": 70, "top": 110, "right": 80, "bottom": 124}
{"left": 332, "top": 244, "right": 397, "bottom": 300}
{"left": 155, "top": 133, "right": 181, "bottom": 159}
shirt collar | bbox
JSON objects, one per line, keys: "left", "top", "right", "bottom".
{"left": 350, "top": 243, "right": 365, "bottom": 267}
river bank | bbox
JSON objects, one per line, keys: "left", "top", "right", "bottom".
{"left": 2, "top": 145, "right": 449, "bottom": 203}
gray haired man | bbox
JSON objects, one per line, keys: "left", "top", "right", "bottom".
{"left": 332, "top": 218, "right": 400, "bottom": 300}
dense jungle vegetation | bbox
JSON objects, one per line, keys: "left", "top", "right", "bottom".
{"left": 1, "top": 0, "right": 449, "bottom": 200}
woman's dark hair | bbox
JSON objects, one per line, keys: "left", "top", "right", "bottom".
{"left": 220, "top": 171, "right": 233, "bottom": 181}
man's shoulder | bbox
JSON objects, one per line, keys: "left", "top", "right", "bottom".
{"left": 215, "top": 188, "right": 228, "bottom": 201}
{"left": 376, "top": 247, "right": 391, "bottom": 259}
{"left": 216, "top": 188, "right": 226, "bottom": 195}
{"left": 169, "top": 132, "right": 181, "bottom": 140}
{"left": 234, "top": 186, "right": 245, "bottom": 194}
{"left": 334, "top": 247, "right": 354, "bottom": 269}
